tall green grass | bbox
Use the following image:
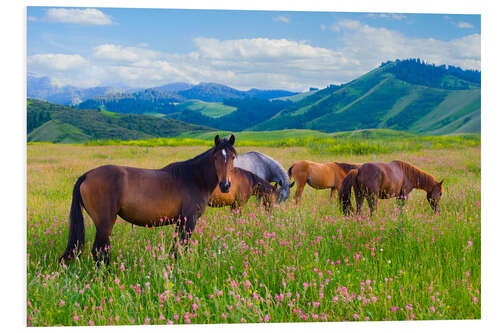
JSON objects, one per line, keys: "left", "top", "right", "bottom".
{"left": 82, "top": 132, "right": 480, "bottom": 156}
{"left": 26, "top": 144, "right": 481, "bottom": 326}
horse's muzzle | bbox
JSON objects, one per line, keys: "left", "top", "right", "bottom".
{"left": 219, "top": 181, "right": 231, "bottom": 193}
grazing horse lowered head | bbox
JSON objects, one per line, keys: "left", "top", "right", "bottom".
{"left": 209, "top": 167, "right": 279, "bottom": 211}
{"left": 339, "top": 160, "right": 444, "bottom": 216}
{"left": 59, "top": 134, "right": 237, "bottom": 264}
{"left": 234, "top": 151, "right": 294, "bottom": 203}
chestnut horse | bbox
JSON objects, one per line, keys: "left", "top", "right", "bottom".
{"left": 287, "top": 160, "right": 359, "bottom": 203}
{"left": 209, "top": 167, "right": 279, "bottom": 211}
{"left": 340, "top": 160, "right": 444, "bottom": 216}
{"left": 60, "top": 135, "right": 237, "bottom": 264}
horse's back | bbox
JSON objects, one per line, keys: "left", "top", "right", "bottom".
{"left": 81, "top": 164, "right": 185, "bottom": 226}
{"left": 235, "top": 151, "right": 274, "bottom": 180}
{"left": 358, "top": 162, "right": 404, "bottom": 195}
{"left": 292, "top": 160, "right": 334, "bottom": 188}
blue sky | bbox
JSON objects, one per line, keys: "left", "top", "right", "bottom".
{"left": 27, "top": 7, "right": 481, "bottom": 91}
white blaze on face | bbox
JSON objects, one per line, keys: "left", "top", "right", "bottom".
{"left": 222, "top": 149, "right": 227, "bottom": 163}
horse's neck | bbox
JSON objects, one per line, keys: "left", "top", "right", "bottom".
{"left": 190, "top": 154, "right": 218, "bottom": 194}
{"left": 406, "top": 167, "right": 435, "bottom": 192}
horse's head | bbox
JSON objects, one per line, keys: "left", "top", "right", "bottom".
{"left": 213, "top": 134, "right": 236, "bottom": 193}
{"left": 427, "top": 179, "right": 444, "bottom": 213}
{"left": 257, "top": 182, "right": 280, "bottom": 211}
{"left": 276, "top": 179, "right": 295, "bottom": 203}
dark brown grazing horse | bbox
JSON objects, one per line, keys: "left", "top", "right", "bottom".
{"left": 340, "top": 160, "right": 444, "bottom": 216}
{"left": 288, "top": 160, "right": 359, "bottom": 203}
{"left": 208, "top": 167, "right": 279, "bottom": 211}
{"left": 60, "top": 135, "right": 237, "bottom": 264}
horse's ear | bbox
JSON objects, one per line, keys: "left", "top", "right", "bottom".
{"left": 214, "top": 135, "right": 220, "bottom": 146}
{"left": 273, "top": 182, "right": 279, "bottom": 191}
{"left": 290, "top": 181, "right": 295, "bottom": 188}
{"left": 439, "top": 179, "right": 444, "bottom": 186}
{"left": 229, "top": 134, "right": 235, "bottom": 146}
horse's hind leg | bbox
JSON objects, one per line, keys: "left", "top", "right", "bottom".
{"left": 366, "top": 193, "right": 377, "bottom": 216}
{"left": 293, "top": 180, "right": 306, "bottom": 204}
{"left": 92, "top": 217, "right": 116, "bottom": 265}
{"left": 354, "top": 184, "right": 364, "bottom": 215}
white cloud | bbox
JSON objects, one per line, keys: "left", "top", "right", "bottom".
{"left": 92, "top": 44, "right": 159, "bottom": 64}
{"left": 331, "top": 19, "right": 480, "bottom": 76}
{"left": 27, "top": 20, "right": 481, "bottom": 91}
{"left": 338, "top": 19, "right": 362, "bottom": 30}
{"left": 457, "top": 21, "right": 474, "bottom": 29}
{"left": 273, "top": 15, "right": 290, "bottom": 24}
{"left": 28, "top": 53, "right": 88, "bottom": 71}
{"left": 45, "top": 8, "right": 112, "bottom": 25}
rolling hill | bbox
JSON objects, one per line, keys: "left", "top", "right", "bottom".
{"left": 75, "top": 82, "right": 299, "bottom": 114}
{"left": 252, "top": 59, "right": 480, "bottom": 134}
{"left": 27, "top": 99, "right": 214, "bottom": 143}
{"left": 28, "top": 59, "right": 480, "bottom": 138}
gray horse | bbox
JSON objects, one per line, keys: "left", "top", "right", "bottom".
{"left": 234, "top": 151, "right": 294, "bottom": 203}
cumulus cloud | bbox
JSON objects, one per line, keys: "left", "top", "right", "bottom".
{"left": 27, "top": 20, "right": 481, "bottom": 91}
{"left": 92, "top": 44, "right": 159, "bottom": 64}
{"left": 45, "top": 8, "right": 112, "bottom": 25}
{"left": 28, "top": 53, "right": 88, "bottom": 71}
{"left": 331, "top": 19, "right": 480, "bottom": 76}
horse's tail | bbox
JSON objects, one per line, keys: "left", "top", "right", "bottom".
{"left": 59, "top": 174, "right": 87, "bottom": 262}
{"left": 339, "top": 169, "right": 358, "bottom": 215}
{"left": 288, "top": 164, "right": 295, "bottom": 178}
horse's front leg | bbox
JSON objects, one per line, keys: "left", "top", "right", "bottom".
{"left": 397, "top": 192, "right": 407, "bottom": 210}
{"left": 330, "top": 187, "right": 336, "bottom": 201}
{"left": 171, "top": 204, "right": 204, "bottom": 259}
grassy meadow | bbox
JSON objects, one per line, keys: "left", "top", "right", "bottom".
{"left": 27, "top": 139, "right": 480, "bottom": 326}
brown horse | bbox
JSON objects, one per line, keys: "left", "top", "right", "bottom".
{"left": 287, "top": 160, "right": 359, "bottom": 203}
{"left": 60, "top": 135, "right": 237, "bottom": 264}
{"left": 209, "top": 167, "right": 279, "bottom": 211}
{"left": 340, "top": 160, "right": 444, "bottom": 216}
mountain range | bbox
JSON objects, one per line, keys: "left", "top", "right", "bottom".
{"left": 27, "top": 75, "right": 299, "bottom": 107}
{"left": 27, "top": 59, "right": 481, "bottom": 143}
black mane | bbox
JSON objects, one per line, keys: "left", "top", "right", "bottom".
{"left": 161, "top": 137, "right": 236, "bottom": 192}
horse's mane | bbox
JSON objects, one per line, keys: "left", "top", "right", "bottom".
{"left": 392, "top": 160, "right": 437, "bottom": 191}
{"left": 335, "top": 162, "right": 360, "bottom": 173}
{"left": 161, "top": 138, "right": 236, "bottom": 179}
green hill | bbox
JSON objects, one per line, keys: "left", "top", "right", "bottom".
{"left": 170, "top": 98, "right": 291, "bottom": 132}
{"left": 27, "top": 120, "right": 91, "bottom": 143}
{"left": 27, "top": 99, "right": 214, "bottom": 143}
{"left": 181, "top": 129, "right": 331, "bottom": 141}
{"left": 174, "top": 100, "right": 237, "bottom": 118}
{"left": 252, "top": 60, "right": 480, "bottom": 135}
